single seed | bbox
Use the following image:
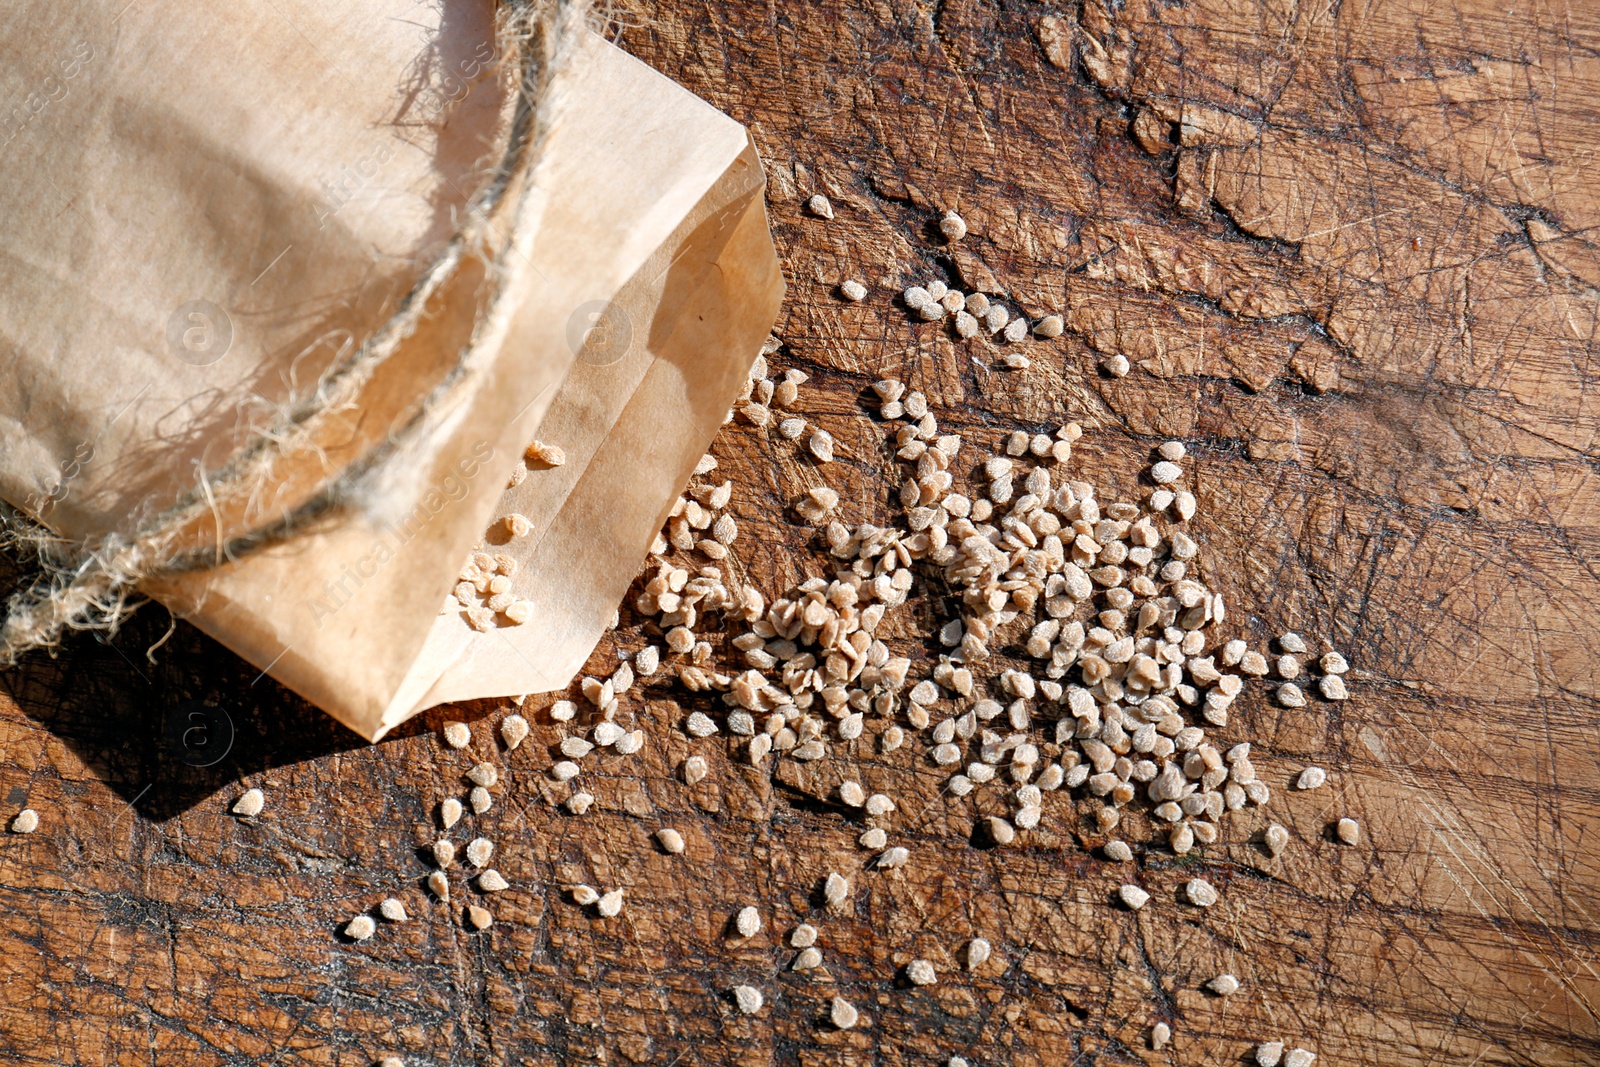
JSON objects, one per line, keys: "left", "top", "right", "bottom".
{"left": 809, "top": 429, "right": 835, "bottom": 463}
{"left": 566, "top": 792, "right": 595, "bottom": 815}
{"left": 561, "top": 736, "right": 595, "bottom": 758}
{"left": 427, "top": 871, "right": 449, "bottom": 901}
{"left": 1034, "top": 314, "right": 1064, "bottom": 338}
{"left": 1296, "top": 767, "right": 1327, "bottom": 791}
{"left": 794, "top": 946, "right": 823, "bottom": 969}
{"left": 1277, "top": 682, "right": 1306, "bottom": 707}
{"left": 1255, "top": 1041, "right": 1285, "bottom": 1067}
{"left": 477, "top": 869, "right": 509, "bottom": 893}
{"left": 940, "top": 210, "right": 968, "bottom": 240}
{"left": 1264, "top": 823, "right": 1290, "bottom": 856}
{"left": 551, "top": 761, "right": 580, "bottom": 783}
{"left": 1150, "top": 461, "right": 1183, "bottom": 484}
{"left": 1279, "top": 632, "right": 1307, "bottom": 653}
{"left": 345, "top": 915, "right": 377, "bottom": 941}
{"left": 596, "top": 889, "right": 624, "bottom": 917}
{"left": 10, "top": 809, "right": 38, "bottom": 834}
{"left": 1103, "top": 840, "right": 1133, "bottom": 862}
{"left": 733, "top": 984, "right": 764, "bottom": 1014}
{"left": 1104, "top": 354, "right": 1130, "bottom": 377}
{"left": 501, "top": 714, "right": 530, "bottom": 750}
{"left": 735, "top": 906, "right": 761, "bottom": 937}
{"left": 466, "top": 905, "right": 493, "bottom": 930}
{"left": 841, "top": 280, "right": 867, "bottom": 301}
{"left": 656, "top": 827, "right": 686, "bottom": 854}
{"left": 1118, "top": 884, "right": 1150, "bottom": 910}
{"left": 1208, "top": 973, "right": 1240, "bottom": 995}
{"left": 906, "top": 959, "right": 937, "bottom": 985}
{"left": 1285, "top": 1051, "right": 1316, "bottom": 1067}
{"left": 1186, "top": 878, "right": 1219, "bottom": 907}
{"left": 440, "top": 800, "right": 463, "bottom": 835}
{"left": 986, "top": 816, "right": 1016, "bottom": 845}
{"left": 568, "top": 884, "right": 600, "bottom": 905}
{"left": 877, "top": 846, "right": 910, "bottom": 869}
{"left": 466, "top": 837, "right": 494, "bottom": 868}
{"left": 502, "top": 513, "right": 533, "bottom": 538}
{"left": 378, "top": 1056, "right": 406, "bottom": 1067}
{"left": 865, "top": 793, "right": 896, "bottom": 816}
{"left": 1158, "top": 440, "right": 1186, "bottom": 461}
{"left": 1319, "top": 674, "right": 1349, "bottom": 700}
{"left": 965, "top": 938, "right": 991, "bottom": 970}
{"left": 1151, "top": 1023, "right": 1172, "bottom": 1051}
{"left": 231, "top": 790, "right": 264, "bottom": 817}
{"left": 683, "top": 756, "right": 709, "bottom": 785}
{"left": 467, "top": 763, "right": 498, "bottom": 788}
{"left": 443, "top": 720, "right": 471, "bottom": 748}
{"left": 1321, "top": 651, "right": 1349, "bottom": 674}
{"left": 550, "top": 700, "right": 577, "bottom": 722}
{"left": 470, "top": 787, "right": 493, "bottom": 814}
{"left": 859, "top": 827, "right": 888, "bottom": 849}
{"left": 1336, "top": 817, "right": 1360, "bottom": 845}
{"left": 433, "top": 839, "right": 456, "bottom": 867}
{"left": 824, "top": 871, "right": 850, "bottom": 908}
{"left": 831, "top": 995, "right": 859, "bottom": 1029}
{"left": 807, "top": 194, "right": 834, "bottom": 219}
{"left": 379, "top": 898, "right": 408, "bottom": 922}
{"left": 524, "top": 440, "right": 565, "bottom": 466}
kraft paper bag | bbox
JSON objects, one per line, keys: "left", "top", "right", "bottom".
{"left": 0, "top": 0, "right": 785, "bottom": 739}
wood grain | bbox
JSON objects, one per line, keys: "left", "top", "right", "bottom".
{"left": 2, "top": 1, "right": 1598, "bottom": 1064}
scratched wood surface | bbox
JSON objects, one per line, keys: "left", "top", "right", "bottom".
{"left": 2, "top": 1, "right": 1598, "bottom": 1064}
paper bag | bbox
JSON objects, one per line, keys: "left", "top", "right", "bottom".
{"left": 0, "top": 1, "right": 784, "bottom": 739}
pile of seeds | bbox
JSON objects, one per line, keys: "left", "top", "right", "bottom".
{"left": 204, "top": 206, "right": 1357, "bottom": 1067}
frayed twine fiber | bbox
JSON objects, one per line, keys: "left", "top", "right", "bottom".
{"left": 0, "top": 0, "right": 592, "bottom": 665}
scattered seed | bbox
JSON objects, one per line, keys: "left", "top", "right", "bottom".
{"left": 345, "top": 915, "right": 377, "bottom": 941}
{"left": 501, "top": 714, "right": 530, "bottom": 750}
{"left": 809, "top": 429, "right": 835, "bottom": 463}
{"left": 1336, "top": 817, "right": 1360, "bottom": 845}
{"left": 877, "top": 846, "right": 911, "bottom": 869}
{"left": 841, "top": 280, "right": 867, "bottom": 302}
{"left": 1295, "top": 767, "right": 1327, "bottom": 791}
{"left": 831, "top": 995, "right": 859, "bottom": 1029}
{"left": 1118, "top": 885, "right": 1150, "bottom": 910}
{"left": 379, "top": 898, "right": 408, "bottom": 922}
{"left": 683, "top": 756, "right": 709, "bottom": 785}
{"left": 735, "top": 906, "right": 762, "bottom": 937}
{"left": 231, "top": 789, "right": 264, "bottom": 817}
{"left": 1208, "top": 974, "right": 1240, "bottom": 995}
{"left": 378, "top": 1056, "right": 406, "bottom": 1067}
{"left": 466, "top": 838, "right": 494, "bottom": 868}
{"left": 732, "top": 984, "right": 765, "bottom": 1014}
{"left": 1158, "top": 441, "right": 1186, "bottom": 461}
{"left": 596, "top": 889, "right": 624, "bottom": 917}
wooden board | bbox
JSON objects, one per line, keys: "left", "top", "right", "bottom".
{"left": 2, "top": 1, "right": 1598, "bottom": 1064}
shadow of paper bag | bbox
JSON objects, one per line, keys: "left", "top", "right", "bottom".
{"left": 0, "top": 2, "right": 784, "bottom": 741}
